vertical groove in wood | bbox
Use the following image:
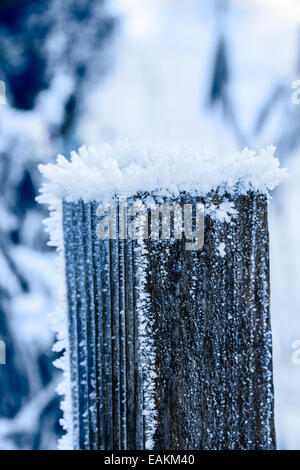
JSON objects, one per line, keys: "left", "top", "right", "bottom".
{"left": 119, "top": 235, "right": 127, "bottom": 449}
{"left": 72, "top": 201, "right": 90, "bottom": 449}
{"left": 125, "top": 239, "right": 135, "bottom": 450}
{"left": 91, "top": 202, "right": 105, "bottom": 448}
{"left": 62, "top": 202, "right": 80, "bottom": 449}
{"left": 82, "top": 203, "right": 99, "bottom": 449}
{"left": 102, "top": 236, "right": 113, "bottom": 449}
{"left": 110, "top": 204, "right": 121, "bottom": 449}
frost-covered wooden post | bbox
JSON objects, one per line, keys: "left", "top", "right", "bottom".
{"left": 39, "top": 143, "right": 286, "bottom": 450}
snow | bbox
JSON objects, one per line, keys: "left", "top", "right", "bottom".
{"left": 41, "top": 198, "right": 74, "bottom": 450}
{"left": 217, "top": 242, "right": 226, "bottom": 258}
{"left": 207, "top": 201, "right": 237, "bottom": 222}
{"left": 135, "top": 237, "right": 157, "bottom": 449}
{"left": 38, "top": 142, "right": 287, "bottom": 206}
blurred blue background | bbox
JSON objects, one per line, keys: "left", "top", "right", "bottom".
{"left": 0, "top": 0, "right": 299, "bottom": 449}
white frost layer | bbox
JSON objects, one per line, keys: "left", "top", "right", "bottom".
{"left": 38, "top": 142, "right": 287, "bottom": 205}
{"left": 135, "top": 238, "right": 157, "bottom": 450}
{"left": 42, "top": 199, "right": 74, "bottom": 450}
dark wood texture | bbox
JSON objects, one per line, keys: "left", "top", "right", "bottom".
{"left": 62, "top": 191, "right": 276, "bottom": 450}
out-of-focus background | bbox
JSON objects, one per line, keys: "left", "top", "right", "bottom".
{"left": 0, "top": 0, "right": 299, "bottom": 450}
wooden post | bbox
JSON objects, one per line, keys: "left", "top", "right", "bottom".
{"left": 62, "top": 190, "right": 276, "bottom": 450}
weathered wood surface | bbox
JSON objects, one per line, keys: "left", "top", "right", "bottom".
{"left": 62, "top": 191, "right": 276, "bottom": 450}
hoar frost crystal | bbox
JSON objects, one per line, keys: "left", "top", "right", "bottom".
{"left": 39, "top": 141, "right": 286, "bottom": 450}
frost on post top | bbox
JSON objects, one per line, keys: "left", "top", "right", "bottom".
{"left": 37, "top": 141, "right": 285, "bottom": 450}
{"left": 38, "top": 142, "right": 287, "bottom": 204}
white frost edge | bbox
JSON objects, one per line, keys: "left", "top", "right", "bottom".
{"left": 43, "top": 198, "right": 74, "bottom": 450}
{"left": 38, "top": 142, "right": 287, "bottom": 206}
{"left": 135, "top": 236, "right": 157, "bottom": 450}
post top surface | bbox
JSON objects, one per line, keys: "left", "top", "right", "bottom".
{"left": 38, "top": 141, "right": 287, "bottom": 204}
